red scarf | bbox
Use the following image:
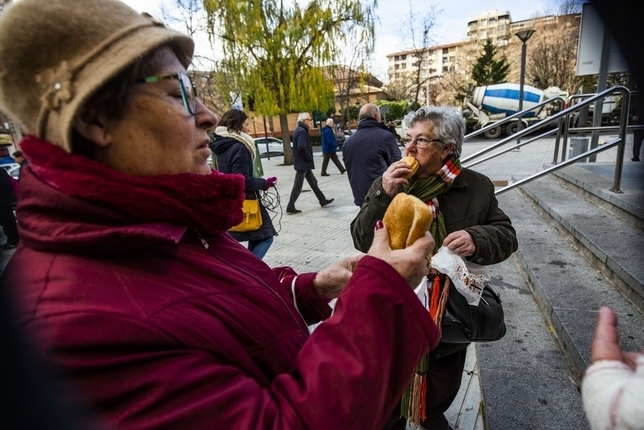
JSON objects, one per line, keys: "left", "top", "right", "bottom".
{"left": 20, "top": 136, "right": 246, "bottom": 235}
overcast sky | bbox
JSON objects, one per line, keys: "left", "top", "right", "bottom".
{"left": 122, "top": 0, "right": 562, "bottom": 82}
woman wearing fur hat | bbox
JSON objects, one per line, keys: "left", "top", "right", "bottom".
{"left": 210, "top": 109, "right": 277, "bottom": 259}
{"left": 0, "top": 0, "right": 439, "bottom": 429}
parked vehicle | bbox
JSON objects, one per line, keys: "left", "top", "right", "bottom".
{"left": 462, "top": 83, "right": 564, "bottom": 138}
{"left": 254, "top": 137, "right": 285, "bottom": 157}
{"left": 0, "top": 162, "right": 20, "bottom": 179}
{"left": 568, "top": 94, "right": 620, "bottom": 128}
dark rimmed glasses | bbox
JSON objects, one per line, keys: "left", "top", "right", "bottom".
{"left": 403, "top": 136, "right": 445, "bottom": 149}
{"left": 136, "top": 72, "right": 198, "bottom": 115}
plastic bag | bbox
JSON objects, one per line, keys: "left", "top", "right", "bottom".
{"left": 431, "top": 247, "right": 489, "bottom": 305}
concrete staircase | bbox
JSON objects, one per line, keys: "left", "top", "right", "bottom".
{"left": 477, "top": 162, "right": 644, "bottom": 429}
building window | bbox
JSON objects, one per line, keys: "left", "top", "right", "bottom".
{"left": 395, "top": 64, "right": 399, "bottom": 70}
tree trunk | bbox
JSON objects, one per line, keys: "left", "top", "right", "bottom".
{"left": 279, "top": 114, "right": 293, "bottom": 165}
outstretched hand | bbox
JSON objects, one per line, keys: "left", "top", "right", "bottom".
{"left": 367, "top": 221, "right": 434, "bottom": 288}
{"left": 591, "top": 307, "right": 640, "bottom": 369}
{"left": 314, "top": 255, "right": 362, "bottom": 299}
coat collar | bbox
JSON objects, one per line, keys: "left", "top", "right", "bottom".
{"left": 17, "top": 136, "right": 246, "bottom": 252}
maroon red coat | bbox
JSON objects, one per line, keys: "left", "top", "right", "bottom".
{"left": 2, "top": 137, "right": 439, "bottom": 430}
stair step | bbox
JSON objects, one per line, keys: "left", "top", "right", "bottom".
{"left": 552, "top": 164, "right": 644, "bottom": 229}
{"left": 478, "top": 255, "right": 589, "bottom": 430}
{"left": 497, "top": 186, "right": 644, "bottom": 382}
{"left": 520, "top": 174, "right": 644, "bottom": 311}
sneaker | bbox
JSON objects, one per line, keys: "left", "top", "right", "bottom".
{"left": 286, "top": 209, "right": 302, "bottom": 215}
{"left": 320, "top": 198, "right": 334, "bottom": 208}
{"left": 321, "top": 173, "right": 330, "bottom": 176}
{"left": 632, "top": 157, "right": 640, "bottom": 162}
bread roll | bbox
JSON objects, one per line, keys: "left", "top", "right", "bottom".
{"left": 383, "top": 193, "right": 433, "bottom": 249}
{"left": 401, "top": 156, "right": 419, "bottom": 179}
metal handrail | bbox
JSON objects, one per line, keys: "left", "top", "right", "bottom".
{"left": 461, "top": 86, "right": 631, "bottom": 194}
{"left": 495, "top": 137, "right": 621, "bottom": 195}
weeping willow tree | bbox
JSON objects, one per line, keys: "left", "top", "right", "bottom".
{"left": 204, "top": 0, "right": 376, "bottom": 164}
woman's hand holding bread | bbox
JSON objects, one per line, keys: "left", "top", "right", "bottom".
{"left": 367, "top": 221, "right": 434, "bottom": 288}
{"left": 382, "top": 156, "right": 420, "bottom": 197}
{"left": 364, "top": 193, "right": 435, "bottom": 288}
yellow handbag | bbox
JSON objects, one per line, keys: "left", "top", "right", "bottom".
{"left": 229, "top": 198, "right": 262, "bottom": 232}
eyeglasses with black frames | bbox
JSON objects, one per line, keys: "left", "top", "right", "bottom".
{"left": 402, "top": 136, "right": 445, "bottom": 149}
{"left": 136, "top": 72, "right": 198, "bottom": 115}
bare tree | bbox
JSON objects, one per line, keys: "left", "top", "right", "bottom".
{"left": 333, "top": 28, "right": 373, "bottom": 128}
{"left": 516, "top": 1, "right": 583, "bottom": 92}
{"left": 390, "top": 2, "right": 441, "bottom": 105}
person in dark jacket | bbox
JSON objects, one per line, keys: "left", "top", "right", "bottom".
{"left": 320, "top": 118, "right": 345, "bottom": 176}
{"left": 629, "top": 97, "right": 644, "bottom": 161}
{"left": 342, "top": 103, "right": 401, "bottom": 206}
{"left": 286, "top": 112, "right": 334, "bottom": 214}
{"left": 12, "top": 150, "right": 28, "bottom": 178}
{"left": 0, "top": 147, "right": 14, "bottom": 164}
{"left": 210, "top": 109, "right": 277, "bottom": 259}
{"left": 0, "top": 168, "right": 18, "bottom": 250}
{"left": 351, "top": 105, "right": 517, "bottom": 430}
{"left": 0, "top": 1, "right": 441, "bottom": 428}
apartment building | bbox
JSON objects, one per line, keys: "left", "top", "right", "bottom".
{"left": 386, "top": 41, "right": 471, "bottom": 95}
{"left": 466, "top": 10, "right": 512, "bottom": 46}
{"left": 385, "top": 9, "right": 579, "bottom": 102}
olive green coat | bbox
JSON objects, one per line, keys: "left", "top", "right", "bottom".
{"left": 350, "top": 167, "right": 518, "bottom": 359}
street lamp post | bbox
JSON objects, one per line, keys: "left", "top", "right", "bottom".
{"left": 514, "top": 29, "right": 535, "bottom": 146}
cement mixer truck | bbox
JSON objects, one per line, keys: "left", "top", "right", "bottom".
{"left": 462, "top": 83, "right": 563, "bottom": 138}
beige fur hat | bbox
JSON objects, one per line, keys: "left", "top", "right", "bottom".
{"left": 0, "top": 0, "right": 194, "bottom": 152}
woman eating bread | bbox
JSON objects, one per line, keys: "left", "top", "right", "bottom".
{"left": 350, "top": 105, "right": 518, "bottom": 430}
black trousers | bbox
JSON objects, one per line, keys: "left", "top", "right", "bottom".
{"left": 385, "top": 347, "right": 468, "bottom": 430}
{"left": 321, "top": 152, "right": 345, "bottom": 174}
{"left": 287, "top": 170, "right": 327, "bottom": 210}
{"left": 633, "top": 130, "right": 644, "bottom": 160}
{"left": 0, "top": 205, "right": 19, "bottom": 245}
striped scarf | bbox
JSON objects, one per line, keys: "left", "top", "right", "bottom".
{"left": 405, "top": 154, "right": 461, "bottom": 254}
{"left": 400, "top": 153, "right": 462, "bottom": 425}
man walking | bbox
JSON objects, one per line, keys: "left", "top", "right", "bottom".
{"left": 320, "top": 118, "right": 345, "bottom": 176}
{"left": 342, "top": 103, "right": 401, "bottom": 206}
{"left": 286, "top": 112, "right": 334, "bottom": 214}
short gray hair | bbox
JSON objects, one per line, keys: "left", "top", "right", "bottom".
{"left": 325, "top": 118, "right": 334, "bottom": 126}
{"left": 297, "top": 112, "right": 311, "bottom": 123}
{"left": 408, "top": 105, "right": 464, "bottom": 158}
